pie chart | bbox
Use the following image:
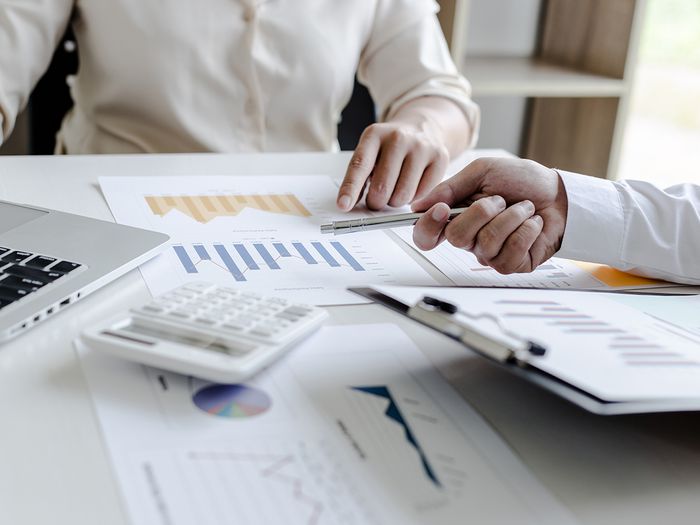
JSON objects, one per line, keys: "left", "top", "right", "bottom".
{"left": 192, "top": 384, "right": 272, "bottom": 418}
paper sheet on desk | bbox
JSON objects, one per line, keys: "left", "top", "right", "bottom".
{"left": 77, "top": 324, "right": 575, "bottom": 525}
{"left": 373, "top": 286, "right": 700, "bottom": 403}
{"left": 393, "top": 226, "right": 677, "bottom": 291}
{"left": 98, "top": 175, "right": 437, "bottom": 305}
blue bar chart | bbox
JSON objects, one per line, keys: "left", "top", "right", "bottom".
{"left": 171, "top": 240, "right": 366, "bottom": 282}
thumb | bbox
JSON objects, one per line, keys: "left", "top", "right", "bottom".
{"left": 411, "top": 160, "right": 486, "bottom": 212}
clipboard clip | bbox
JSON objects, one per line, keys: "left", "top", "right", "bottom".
{"left": 408, "top": 296, "right": 546, "bottom": 365}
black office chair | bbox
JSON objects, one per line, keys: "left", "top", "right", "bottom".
{"left": 28, "top": 30, "right": 374, "bottom": 154}
{"left": 28, "top": 29, "right": 78, "bottom": 154}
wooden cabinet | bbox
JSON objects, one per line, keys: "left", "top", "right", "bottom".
{"left": 438, "top": 0, "right": 646, "bottom": 179}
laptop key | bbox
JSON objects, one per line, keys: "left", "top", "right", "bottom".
{"left": 24, "top": 255, "right": 57, "bottom": 269}
{"left": 2, "top": 264, "right": 62, "bottom": 283}
{"left": 0, "top": 247, "right": 9, "bottom": 255}
{"left": 1, "top": 275, "right": 46, "bottom": 292}
{"left": 0, "top": 285, "right": 31, "bottom": 302}
{"left": 51, "top": 260, "right": 82, "bottom": 274}
{"left": 1, "top": 251, "right": 33, "bottom": 264}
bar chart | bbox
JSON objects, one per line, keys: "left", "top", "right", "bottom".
{"left": 172, "top": 240, "right": 366, "bottom": 282}
{"left": 100, "top": 175, "right": 438, "bottom": 304}
{"left": 145, "top": 193, "right": 312, "bottom": 223}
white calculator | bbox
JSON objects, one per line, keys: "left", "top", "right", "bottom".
{"left": 81, "top": 282, "right": 328, "bottom": 382}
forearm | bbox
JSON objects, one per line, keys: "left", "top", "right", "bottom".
{"left": 0, "top": 0, "right": 74, "bottom": 143}
{"left": 386, "top": 96, "right": 473, "bottom": 157}
{"left": 557, "top": 171, "right": 700, "bottom": 285}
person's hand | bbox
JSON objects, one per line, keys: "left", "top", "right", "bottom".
{"left": 336, "top": 121, "right": 449, "bottom": 211}
{"left": 411, "top": 157, "right": 568, "bottom": 274}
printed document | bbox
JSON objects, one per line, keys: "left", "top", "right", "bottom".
{"left": 99, "top": 175, "right": 437, "bottom": 305}
{"left": 393, "top": 227, "right": 672, "bottom": 290}
{"left": 374, "top": 286, "right": 700, "bottom": 402}
{"left": 78, "top": 324, "right": 575, "bottom": 525}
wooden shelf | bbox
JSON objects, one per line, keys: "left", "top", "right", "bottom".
{"left": 462, "top": 56, "right": 627, "bottom": 97}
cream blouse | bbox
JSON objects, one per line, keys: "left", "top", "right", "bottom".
{"left": 0, "top": 0, "right": 478, "bottom": 154}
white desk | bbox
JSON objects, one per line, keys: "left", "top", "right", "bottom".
{"left": 1, "top": 152, "right": 700, "bottom": 525}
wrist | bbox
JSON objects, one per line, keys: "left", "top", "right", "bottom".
{"left": 552, "top": 169, "right": 569, "bottom": 247}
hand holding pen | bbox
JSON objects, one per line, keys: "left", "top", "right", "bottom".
{"left": 325, "top": 157, "right": 569, "bottom": 276}
{"left": 411, "top": 158, "right": 567, "bottom": 274}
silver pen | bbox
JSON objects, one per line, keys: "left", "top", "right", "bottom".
{"left": 320, "top": 207, "right": 469, "bottom": 235}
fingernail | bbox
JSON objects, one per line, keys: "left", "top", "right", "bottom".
{"left": 492, "top": 195, "right": 506, "bottom": 210}
{"left": 432, "top": 205, "right": 449, "bottom": 221}
{"left": 338, "top": 195, "right": 351, "bottom": 210}
{"left": 533, "top": 214, "right": 543, "bottom": 224}
{"left": 522, "top": 200, "right": 535, "bottom": 213}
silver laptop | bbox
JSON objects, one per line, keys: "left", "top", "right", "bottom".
{"left": 0, "top": 200, "right": 169, "bottom": 342}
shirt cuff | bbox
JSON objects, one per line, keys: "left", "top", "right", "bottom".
{"left": 556, "top": 170, "right": 625, "bottom": 266}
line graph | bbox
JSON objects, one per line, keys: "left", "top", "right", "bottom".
{"left": 351, "top": 386, "right": 440, "bottom": 488}
{"left": 189, "top": 450, "right": 324, "bottom": 525}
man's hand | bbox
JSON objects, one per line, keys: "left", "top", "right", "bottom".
{"left": 411, "top": 157, "right": 568, "bottom": 274}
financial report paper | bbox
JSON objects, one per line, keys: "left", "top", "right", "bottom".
{"left": 374, "top": 286, "right": 700, "bottom": 403}
{"left": 393, "top": 226, "right": 672, "bottom": 290}
{"left": 99, "top": 175, "right": 438, "bottom": 305}
{"left": 77, "top": 324, "right": 575, "bottom": 525}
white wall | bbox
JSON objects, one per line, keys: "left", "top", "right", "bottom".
{"left": 465, "top": 0, "right": 542, "bottom": 153}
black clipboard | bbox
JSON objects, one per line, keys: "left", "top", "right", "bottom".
{"left": 350, "top": 287, "right": 700, "bottom": 415}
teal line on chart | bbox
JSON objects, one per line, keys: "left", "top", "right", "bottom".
{"left": 352, "top": 385, "right": 440, "bottom": 488}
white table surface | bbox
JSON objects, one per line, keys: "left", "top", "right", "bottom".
{"left": 1, "top": 151, "right": 700, "bottom": 525}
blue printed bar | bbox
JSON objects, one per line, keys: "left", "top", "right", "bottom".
{"left": 234, "top": 244, "right": 259, "bottom": 270}
{"left": 214, "top": 244, "right": 246, "bottom": 282}
{"left": 311, "top": 242, "right": 340, "bottom": 267}
{"left": 173, "top": 245, "right": 197, "bottom": 274}
{"left": 331, "top": 242, "right": 364, "bottom": 272}
{"left": 273, "top": 242, "right": 291, "bottom": 257}
{"left": 193, "top": 244, "right": 211, "bottom": 261}
{"left": 254, "top": 244, "right": 280, "bottom": 270}
{"left": 292, "top": 242, "right": 317, "bottom": 265}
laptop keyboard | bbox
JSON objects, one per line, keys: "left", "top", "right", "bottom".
{"left": 0, "top": 247, "right": 83, "bottom": 311}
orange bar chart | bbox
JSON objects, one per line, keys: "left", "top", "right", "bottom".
{"left": 145, "top": 193, "right": 312, "bottom": 223}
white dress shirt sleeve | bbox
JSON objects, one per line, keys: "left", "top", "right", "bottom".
{"left": 357, "top": 0, "right": 480, "bottom": 147}
{"left": 557, "top": 170, "right": 700, "bottom": 285}
{"left": 0, "top": 0, "right": 74, "bottom": 141}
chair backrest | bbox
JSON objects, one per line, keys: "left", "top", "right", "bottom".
{"left": 28, "top": 28, "right": 78, "bottom": 154}
{"left": 338, "top": 79, "right": 375, "bottom": 151}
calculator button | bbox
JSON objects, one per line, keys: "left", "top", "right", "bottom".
{"left": 182, "top": 282, "right": 214, "bottom": 292}
{"left": 285, "top": 306, "right": 313, "bottom": 316}
{"left": 275, "top": 312, "right": 300, "bottom": 322}
{"left": 138, "top": 305, "right": 165, "bottom": 314}
{"left": 221, "top": 322, "right": 246, "bottom": 332}
{"left": 249, "top": 328, "right": 275, "bottom": 338}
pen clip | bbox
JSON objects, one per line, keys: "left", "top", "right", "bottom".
{"left": 408, "top": 296, "right": 546, "bottom": 364}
